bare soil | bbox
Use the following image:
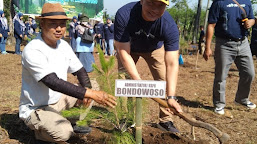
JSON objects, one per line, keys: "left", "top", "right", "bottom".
{"left": 0, "top": 41, "right": 257, "bottom": 144}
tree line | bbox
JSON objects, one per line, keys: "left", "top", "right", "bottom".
{"left": 168, "top": 0, "right": 257, "bottom": 44}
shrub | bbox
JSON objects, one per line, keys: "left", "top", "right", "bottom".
{"left": 179, "top": 38, "right": 190, "bottom": 55}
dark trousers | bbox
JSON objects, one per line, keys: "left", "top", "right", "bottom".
{"left": 15, "top": 37, "right": 22, "bottom": 54}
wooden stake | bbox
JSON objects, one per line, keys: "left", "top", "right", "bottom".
{"left": 79, "top": 100, "right": 95, "bottom": 121}
{"left": 195, "top": 50, "right": 199, "bottom": 69}
{"left": 135, "top": 97, "right": 142, "bottom": 144}
{"left": 192, "top": 126, "right": 196, "bottom": 141}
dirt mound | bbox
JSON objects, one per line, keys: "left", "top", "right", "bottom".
{"left": 142, "top": 125, "right": 207, "bottom": 144}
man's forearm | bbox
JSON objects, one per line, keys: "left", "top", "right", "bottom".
{"left": 40, "top": 73, "right": 86, "bottom": 100}
{"left": 165, "top": 51, "right": 179, "bottom": 96}
{"left": 115, "top": 41, "right": 141, "bottom": 80}
{"left": 205, "top": 24, "right": 215, "bottom": 49}
{"left": 120, "top": 52, "right": 141, "bottom": 80}
{"left": 72, "top": 67, "right": 92, "bottom": 88}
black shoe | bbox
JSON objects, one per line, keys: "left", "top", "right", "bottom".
{"left": 157, "top": 121, "right": 179, "bottom": 133}
{"left": 73, "top": 125, "right": 92, "bottom": 134}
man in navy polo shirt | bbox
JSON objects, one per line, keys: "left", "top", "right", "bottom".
{"left": 94, "top": 18, "right": 105, "bottom": 51}
{"left": 103, "top": 18, "right": 114, "bottom": 56}
{"left": 114, "top": 0, "right": 182, "bottom": 132}
{"left": 204, "top": 0, "right": 256, "bottom": 115}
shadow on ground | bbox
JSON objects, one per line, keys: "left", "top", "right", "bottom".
{"left": 177, "top": 96, "right": 213, "bottom": 111}
{"left": 0, "top": 113, "right": 34, "bottom": 143}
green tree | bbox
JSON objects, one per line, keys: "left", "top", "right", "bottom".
{"left": 251, "top": 0, "right": 257, "bottom": 4}
{"left": 192, "top": 0, "right": 203, "bottom": 44}
{"left": 167, "top": 0, "right": 196, "bottom": 41}
{"left": 3, "top": 0, "right": 14, "bottom": 38}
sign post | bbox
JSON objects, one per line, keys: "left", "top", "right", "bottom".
{"left": 135, "top": 97, "right": 142, "bottom": 144}
{"left": 115, "top": 79, "right": 166, "bottom": 144}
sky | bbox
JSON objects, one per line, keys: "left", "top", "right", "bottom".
{"left": 103, "top": 0, "right": 210, "bottom": 16}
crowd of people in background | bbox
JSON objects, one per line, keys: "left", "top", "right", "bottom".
{"left": 0, "top": 9, "right": 115, "bottom": 75}
{"left": 75, "top": 13, "right": 95, "bottom": 73}
{"left": 0, "top": 11, "right": 38, "bottom": 55}
{"left": 68, "top": 13, "right": 115, "bottom": 72}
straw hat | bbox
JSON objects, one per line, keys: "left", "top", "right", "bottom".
{"left": 36, "top": 3, "right": 71, "bottom": 20}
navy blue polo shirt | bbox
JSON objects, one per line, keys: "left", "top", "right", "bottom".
{"left": 208, "top": 0, "right": 254, "bottom": 39}
{"left": 114, "top": 2, "right": 179, "bottom": 53}
{"left": 103, "top": 23, "right": 114, "bottom": 40}
{"left": 94, "top": 23, "right": 104, "bottom": 39}
{"left": 199, "top": 30, "right": 205, "bottom": 42}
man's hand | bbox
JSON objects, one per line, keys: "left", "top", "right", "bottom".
{"left": 24, "top": 35, "right": 28, "bottom": 40}
{"left": 244, "top": 19, "right": 255, "bottom": 29}
{"left": 0, "top": 33, "right": 2, "bottom": 38}
{"left": 203, "top": 48, "right": 212, "bottom": 61}
{"left": 83, "top": 98, "right": 92, "bottom": 106}
{"left": 20, "top": 34, "right": 22, "bottom": 38}
{"left": 85, "top": 89, "right": 117, "bottom": 108}
{"left": 75, "top": 98, "right": 92, "bottom": 107}
{"left": 167, "top": 99, "right": 182, "bottom": 113}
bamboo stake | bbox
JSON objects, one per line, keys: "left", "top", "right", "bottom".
{"left": 135, "top": 97, "right": 142, "bottom": 144}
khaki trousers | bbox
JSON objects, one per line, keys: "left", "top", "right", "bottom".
{"left": 24, "top": 95, "right": 78, "bottom": 143}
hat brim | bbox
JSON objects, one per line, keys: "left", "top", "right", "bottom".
{"left": 157, "top": 0, "right": 169, "bottom": 5}
{"left": 36, "top": 15, "right": 71, "bottom": 20}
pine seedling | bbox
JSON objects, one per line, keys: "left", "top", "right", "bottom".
{"left": 92, "top": 44, "right": 135, "bottom": 143}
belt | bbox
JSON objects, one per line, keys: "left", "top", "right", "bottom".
{"left": 228, "top": 36, "right": 246, "bottom": 42}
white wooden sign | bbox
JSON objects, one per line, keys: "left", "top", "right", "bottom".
{"left": 115, "top": 79, "right": 166, "bottom": 98}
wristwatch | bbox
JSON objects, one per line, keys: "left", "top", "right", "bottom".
{"left": 166, "top": 96, "right": 177, "bottom": 101}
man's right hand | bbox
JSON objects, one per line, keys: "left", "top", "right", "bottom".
{"left": 167, "top": 99, "right": 183, "bottom": 113}
{"left": 85, "top": 89, "right": 117, "bottom": 108}
{"left": 203, "top": 48, "right": 212, "bottom": 61}
{"left": 20, "top": 34, "right": 22, "bottom": 38}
